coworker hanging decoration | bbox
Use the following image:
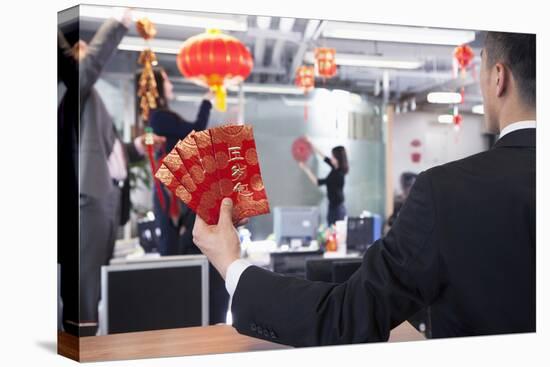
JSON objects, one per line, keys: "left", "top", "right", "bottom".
{"left": 295, "top": 65, "right": 315, "bottom": 121}
{"left": 176, "top": 29, "right": 254, "bottom": 112}
{"left": 314, "top": 47, "right": 337, "bottom": 80}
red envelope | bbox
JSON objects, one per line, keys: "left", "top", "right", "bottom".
{"left": 193, "top": 129, "right": 223, "bottom": 219}
{"left": 210, "top": 124, "right": 270, "bottom": 222}
{"left": 156, "top": 124, "right": 270, "bottom": 225}
{"left": 172, "top": 132, "right": 222, "bottom": 225}
{"left": 161, "top": 148, "right": 197, "bottom": 193}
{"left": 155, "top": 163, "right": 216, "bottom": 223}
{"left": 154, "top": 164, "right": 192, "bottom": 205}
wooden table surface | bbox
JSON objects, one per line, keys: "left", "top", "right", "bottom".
{"left": 58, "top": 322, "right": 424, "bottom": 362}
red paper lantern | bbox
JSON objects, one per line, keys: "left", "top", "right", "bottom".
{"left": 454, "top": 44, "right": 474, "bottom": 77}
{"left": 295, "top": 65, "right": 315, "bottom": 92}
{"left": 176, "top": 29, "right": 253, "bottom": 112}
{"left": 314, "top": 47, "right": 337, "bottom": 80}
{"left": 295, "top": 66, "right": 315, "bottom": 121}
{"left": 411, "top": 152, "right": 422, "bottom": 163}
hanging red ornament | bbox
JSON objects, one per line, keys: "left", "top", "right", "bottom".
{"left": 454, "top": 44, "right": 474, "bottom": 78}
{"left": 453, "top": 113, "right": 463, "bottom": 128}
{"left": 295, "top": 65, "right": 315, "bottom": 121}
{"left": 136, "top": 17, "right": 159, "bottom": 123}
{"left": 176, "top": 29, "right": 253, "bottom": 112}
{"left": 291, "top": 136, "right": 313, "bottom": 162}
{"left": 314, "top": 47, "right": 337, "bottom": 81}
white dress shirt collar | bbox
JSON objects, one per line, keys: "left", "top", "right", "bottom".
{"left": 499, "top": 120, "right": 536, "bottom": 140}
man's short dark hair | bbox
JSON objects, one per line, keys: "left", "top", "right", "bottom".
{"left": 484, "top": 32, "right": 536, "bottom": 107}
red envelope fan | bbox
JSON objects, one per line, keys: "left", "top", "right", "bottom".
{"left": 291, "top": 136, "right": 312, "bottom": 162}
{"left": 193, "top": 130, "right": 223, "bottom": 219}
{"left": 210, "top": 124, "right": 270, "bottom": 222}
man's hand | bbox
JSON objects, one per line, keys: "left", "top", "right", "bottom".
{"left": 193, "top": 198, "right": 242, "bottom": 279}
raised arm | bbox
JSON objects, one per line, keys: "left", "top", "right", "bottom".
{"left": 192, "top": 97, "right": 213, "bottom": 132}
{"left": 298, "top": 162, "right": 320, "bottom": 186}
{"left": 58, "top": 31, "right": 78, "bottom": 89}
{"left": 79, "top": 11, "right": 130, "bottom": 100}
{"left": 304, "top": 135, "right": 326, "bottom": 158}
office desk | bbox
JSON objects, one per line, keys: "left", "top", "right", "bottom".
{"left": 58, "top": 322, "right": 424, "bottom": 362}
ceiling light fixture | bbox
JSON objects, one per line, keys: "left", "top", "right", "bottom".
{"left": 304, "top": 52, "right": 423, "bottom": 70}
{"left": 322, "top": 21, "right": 475, "bottom": 45}
{"left": 80, "top": 4, "right": 248, "bottom": 32}
{"left": 427, "top": 92, "right": 462, "bottom": 104}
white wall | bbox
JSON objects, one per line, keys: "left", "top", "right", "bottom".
{"left": 392, "top": 111, "right": 487, "bottom": 196}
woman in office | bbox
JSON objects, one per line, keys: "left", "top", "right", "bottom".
{"left": 298, "top": 138, "right": 349, "bottom": 226}
{"left": 136, "top": 68, "right": 228, "bottom": 325}
{"left": 136, "top": 67, "right": 213, "bottom": 256}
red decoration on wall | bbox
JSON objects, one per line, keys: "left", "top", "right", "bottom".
{"left": 410, "top": 139, "right": 422, "bottom": 148}
{"left": 411, "top": 152, "right": 422, "bottom": 163}
{"left": 410, "top": 139, "right": 422, "bottom": 163}
{"left": 314, "top": 47, "right": 337, "bottom": 80}
{"left": 291, "top": 136, "right": 313, "bottom": 162}
{"left": 176, "top": 29, "right": 253, "bottom": 112}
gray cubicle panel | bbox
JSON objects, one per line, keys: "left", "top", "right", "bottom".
{"left": 99, "top": 255, "right": 209, "bottom": 335}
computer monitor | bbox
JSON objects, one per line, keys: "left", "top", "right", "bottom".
{"left": 99, "top": 255, "right": 209, "bottom": 335}
{"left": 346, "top": 214, "right": 382, "bottom": 253}
{"left": 273, "top": 206, "right": 320, "bottom": 245}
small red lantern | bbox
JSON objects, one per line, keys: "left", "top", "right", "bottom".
{"left": 295, "top": 66, "right": 315, "bottom": 121}
{"left": 453, "top": 113, "right": 463, "bottom": 128}
{"left": 410, "top": 139, "right": 422, "bottom": 163}
{"left": 314, "top": 47, "right": 337, "bottom": 80}
{"left": 177, "top": 29, "right": 253, "bottom": 112}
{"left": 454, "top": 44, "right": 474, "bottom": 78}
{"left": 295, "top": 65, "right": 315, "bottom": 92}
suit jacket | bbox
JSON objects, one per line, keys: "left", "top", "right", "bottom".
{"left": 231, "top": 129, "right": 536, "bottom": 347}
{"left": 79, "top": 19, "right": 128, "bottom": 199}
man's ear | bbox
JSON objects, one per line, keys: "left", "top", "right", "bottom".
{"left": 495, "top": 62, "right": 508, "bottom": 98}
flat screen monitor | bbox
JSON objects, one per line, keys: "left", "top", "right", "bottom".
{"left": 99, "top": 255, "right": 209, "bottom": 335}
{"left": 273, "top": 206, "right": 320, "bottom": 245}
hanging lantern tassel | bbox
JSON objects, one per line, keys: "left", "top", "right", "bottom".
{"left": 211, "top": 85, "right": 227, "bottom": 112}
{"left": 144, "top": 127, "right": 165, "bottom": 210}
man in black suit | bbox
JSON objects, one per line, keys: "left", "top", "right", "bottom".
{"left": 192, "top": 32, "right": 535, "bottom": 346}
{"left": 58, "top": 9, "right": 165, "bottom": 336}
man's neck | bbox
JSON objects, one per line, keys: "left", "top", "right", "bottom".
{"left": 498, "top": 108, "right": 536, "bottom": 133}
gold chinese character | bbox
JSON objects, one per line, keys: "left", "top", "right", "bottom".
{"left": 231, "top": 163, "right": 246, "bottom": 181}
{"left": 233, "top": 182, "right": 253, "bottom": 197}
{"left": 228, "top": 146, "right": 245, "bottom": 162}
